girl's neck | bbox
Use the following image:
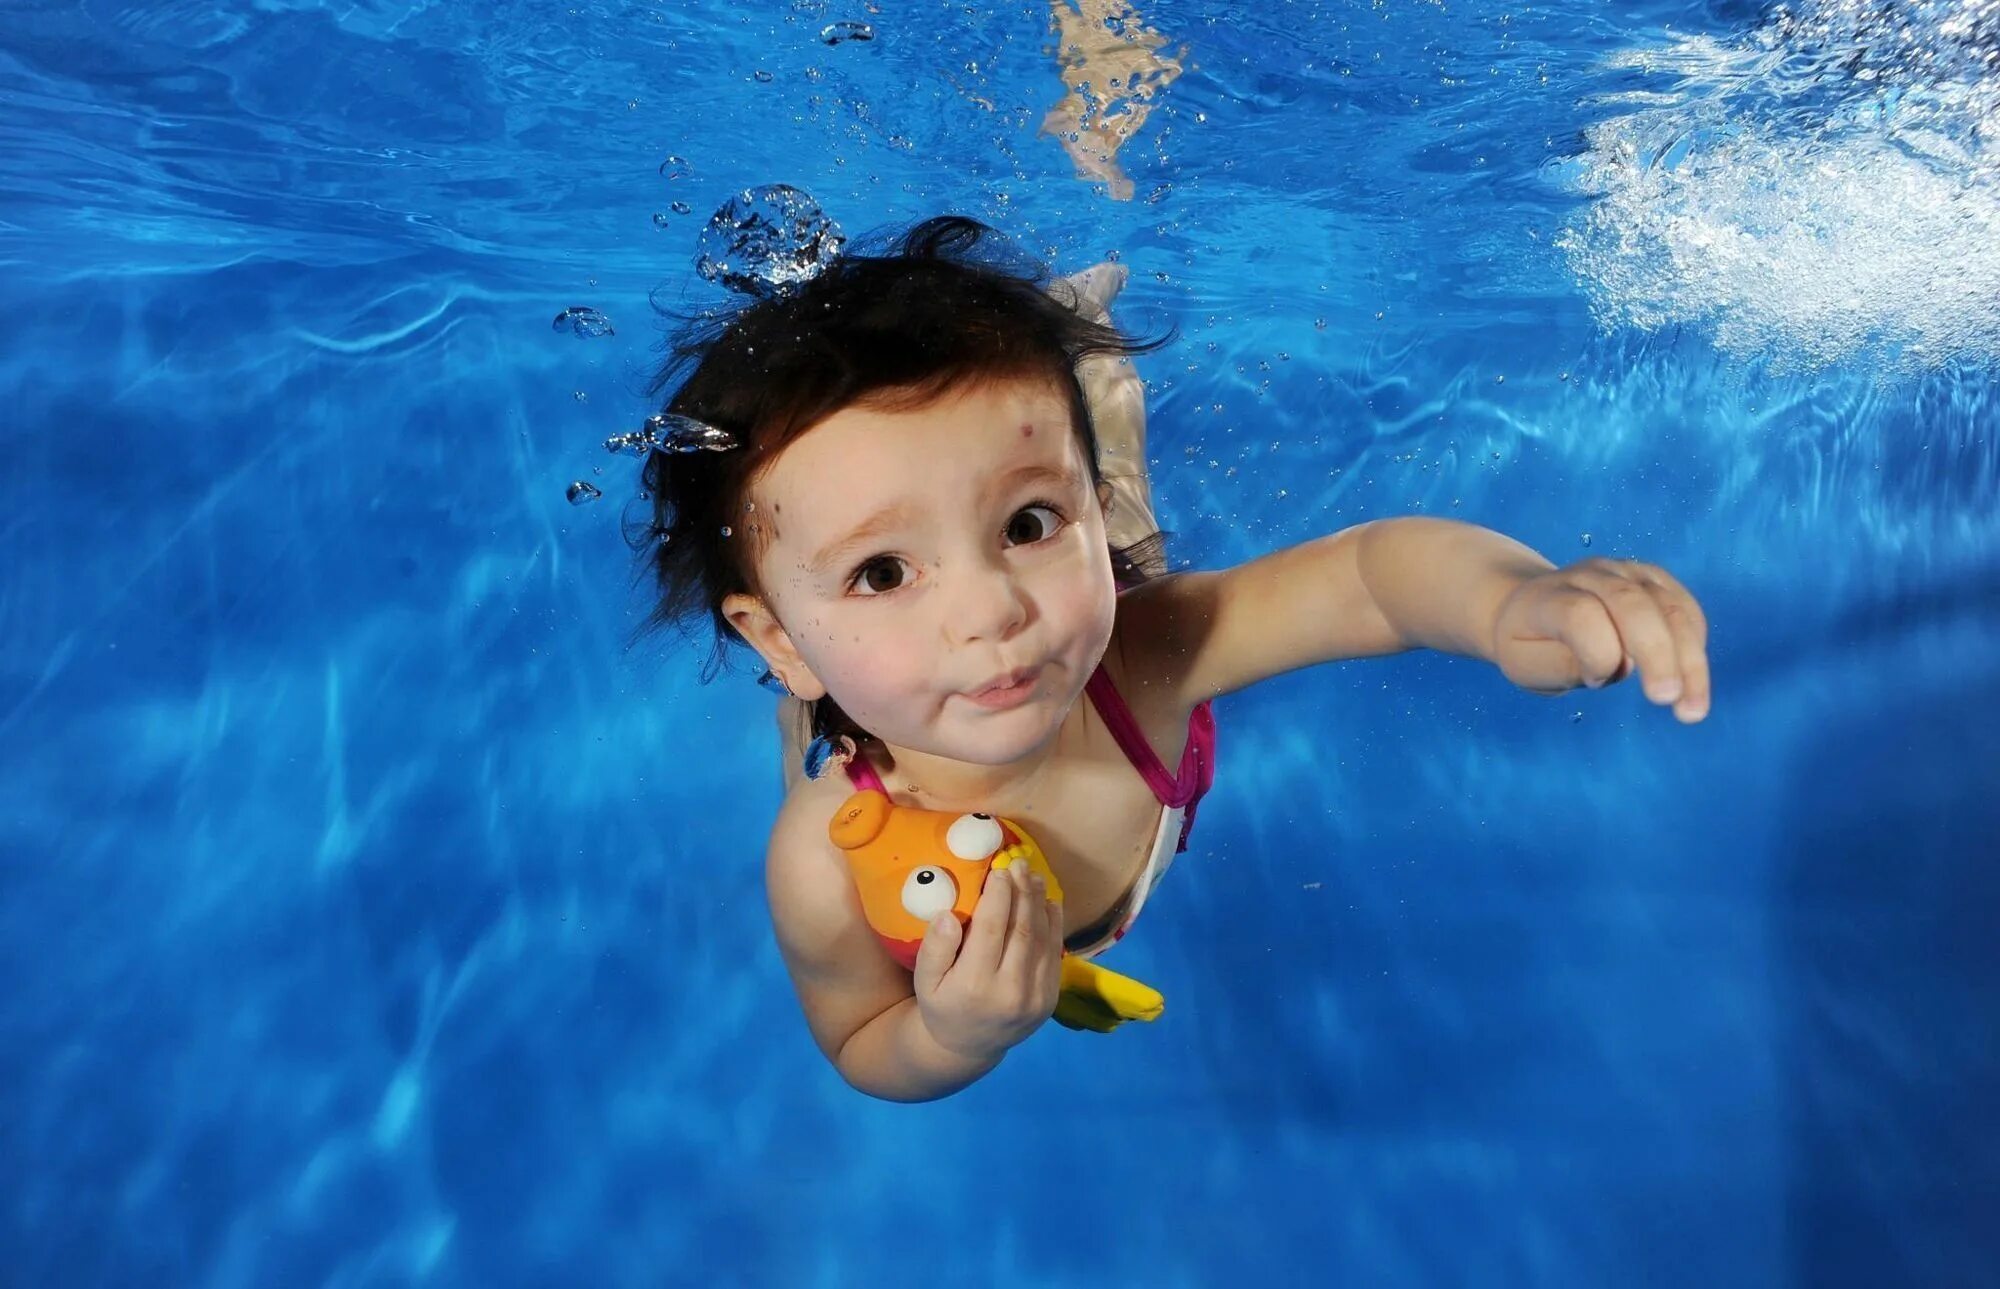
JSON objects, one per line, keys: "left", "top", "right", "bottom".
{"left": 857, "top": 732, "right": 1060, "bottom": 806}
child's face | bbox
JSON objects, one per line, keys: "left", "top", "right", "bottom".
{"left": 728, "top": 375, "right": 1118, "bottom": 767}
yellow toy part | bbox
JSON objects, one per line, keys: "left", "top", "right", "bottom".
{"left": 828, "top": 788, "right": 1164, "bottom": 1031}
{"left": 1055, "top": 956, "right": 1165, "bottom": 1032}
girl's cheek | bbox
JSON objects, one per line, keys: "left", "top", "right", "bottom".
{"left": 1057, "top": 555, "right": 1116, "bottom": 629}
{"left": 822, "top": 633, "right": 924, "bottom": 713}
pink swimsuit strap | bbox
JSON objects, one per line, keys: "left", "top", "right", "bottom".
{"left": 843, "top": 750, "right": 887, "bottom": 793}
{"left": 1083, "top": 664, "right": 1215, "bottom": 855}
{"left": 839, "top": 663, "right": 1216, "bottom": 852}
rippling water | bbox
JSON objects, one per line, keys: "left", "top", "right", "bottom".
{"left": 3, "top": 1, "right": 1995, "bottom": 1285}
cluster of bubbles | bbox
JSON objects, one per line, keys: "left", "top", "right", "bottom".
{"left": 695, "top": 184, "right": 847, "bottom": 298}
{"left": 567, "top": 184, "right": 843, "bottom": 507}
{"left": 570, "top": 416, "right": 740, "bottom": 505}
{"left": 1555, "top": 0, "right": 2000, "bottom": 371}
{"left": 605, "top": 413, "right": 739, "bottom": 458}
{"left": 654, "top": 155, "right": 694, "bottom": 230}
{"left": 1770, "top": 0, "right": 2000, "bottom": 89}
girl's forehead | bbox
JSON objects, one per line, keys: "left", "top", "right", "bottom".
{"left": 757, "top": 379, "right": 1081, "bottom": 518}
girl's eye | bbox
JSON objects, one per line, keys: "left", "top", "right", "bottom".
{"left": 846, "top": 501, "right": 1065, "bottom": 598}
{"left": 848, "top": 556, "right": 910, "bottom": 597}
{"left": 1004, "top": 502, "right": 1065, "bottom": 547}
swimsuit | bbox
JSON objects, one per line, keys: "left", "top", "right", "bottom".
{"left": 839, "top": 661, "right": 1217, "bottom": 960}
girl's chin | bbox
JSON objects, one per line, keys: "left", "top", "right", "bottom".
{"left": 866, "top": 712, "right": 1055, "bottom": 769}
{"left": 956, "top": 702, "right": 1067, "bottom": 752}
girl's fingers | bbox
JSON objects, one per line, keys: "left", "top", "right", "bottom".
{"left": 1039, "top": 895, "right": 1066, "bottom": 1010}
{"left": 959, "top": 863, "right": 1018, "bottom": 979}
{"left": 996, "top": 863, "right": 1043, "bottom": 980}
{"left": 1525, "top": 585, "right": 1626, "bottom": 686}
{"left": 1631, "top": 563, "right": 1710, "bottom": 643}
{"left": 1632, "top": 565, "right": 1712, "bottom": 721}
{"left": 1570, "top": 564, "right": 1684, "bottom": 702}
{"left": 1504, "top": 558, "right": 1712, "bottom": 720}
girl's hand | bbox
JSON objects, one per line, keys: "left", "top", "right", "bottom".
{"left": 1054, "top": 263, "right": 1162, "bottom": 570}
{"left": 1490, "top": 557, "right": 1711, "bottom": 723}
{"left": 1053, "top": 262, "right": 1145, "bottom": 448}
{"left": 910, "top": 859, "right": 1065, "bottom": 1062}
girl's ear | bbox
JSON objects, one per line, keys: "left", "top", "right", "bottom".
{"left": 1095, "top": 478, "right": 1115, "bottom": 517}
{"left": 721, "top": 591, "right": 829, "bottom": 701}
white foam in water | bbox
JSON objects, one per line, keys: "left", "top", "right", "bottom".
{"left": 1558, "top": 0, "right": 2000, "bottom": 372}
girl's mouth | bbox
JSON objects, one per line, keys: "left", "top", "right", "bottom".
{"left": 963, "top": 666, "right": 1041, "bottom": 709}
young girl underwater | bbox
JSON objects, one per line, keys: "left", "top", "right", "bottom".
{"left": 632, "top": 216, "right": 1712, "bottom": 1103}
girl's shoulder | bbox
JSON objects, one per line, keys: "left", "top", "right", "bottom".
{"left": 1096, "top": 574, "right": 1225, "bottom": 766}
{"left": 777, "top": 750, "right": 860, "bottom": 825}
{"left": 761, "top": 748, "right": 920, "bottom": 1068}
{"left": 1105, "top": 571, "right": 1210, "bottom": 714}
{"left": 765, "top": 759, "right": 862, "bottom": 922}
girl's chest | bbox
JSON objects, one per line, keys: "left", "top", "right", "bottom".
{"left": 1007, "top": 764, "right": 1161, "bottom": 929}
{"left": 974, "top": 684, "right": 1195, "bottom": 932}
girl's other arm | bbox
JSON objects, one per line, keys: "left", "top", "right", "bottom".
{"left": 1124, "top": 516, "right": 1708, "bottom": 721}
{"left": 764, "top": 788, "right": 1012, "bottom": 1102}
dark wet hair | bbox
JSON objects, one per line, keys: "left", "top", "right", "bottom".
{"left": 629, "top": 214, "right": 1175, "bottom": 750}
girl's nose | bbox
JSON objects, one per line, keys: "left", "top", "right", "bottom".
{"left": 945, "top": 558, "right": 1030, "bottom": 644}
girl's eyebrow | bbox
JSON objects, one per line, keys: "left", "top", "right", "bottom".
{"left": 806, "top": 501, "right": 925, "bottom": 575}
{"left": 804, "top": 462, "right": 1080, "bottom": 574}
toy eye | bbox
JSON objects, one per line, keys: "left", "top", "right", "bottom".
{"left": 900, "top": 867, "right": 959, "bottom": 920}
{"left": 945, "top": 813, "right": 1003, "bottom": 860}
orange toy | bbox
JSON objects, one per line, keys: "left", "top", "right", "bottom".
{"left": 829, "top": 789, "right": 1165, "bottom": 1032}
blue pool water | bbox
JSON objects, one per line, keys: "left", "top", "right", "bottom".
{"left": 4, "top": 0, "right": 1997, "bottom": 1284}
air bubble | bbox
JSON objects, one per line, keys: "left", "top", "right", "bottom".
{"left": 646, "top": 414, "right": 736, "bottom": 452}
{"left": 606, "top": 415, "right": 737, "bottom": 457}
{"left": 696, "top": 184, "right": 846, "bottom": 298}
{"left": 552, "top": 306, "right": 613, "bottom": 338}
{"left": 802, "top": 733, "right": 858, "bottom": 780}
{"left": 821, "top": 21, "right": 873, "bottom": 44}
{"left": 566, "top": 481, "right": 603, "bottom": 505}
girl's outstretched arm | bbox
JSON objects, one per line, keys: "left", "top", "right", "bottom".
{"left": 1121, "top": 517, "right": 1710, "bottom": 723}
